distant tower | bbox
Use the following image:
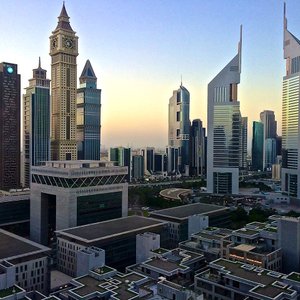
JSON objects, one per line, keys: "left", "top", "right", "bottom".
{"left": 0, "top": 62, "right": 20, "bottom": 190}
{"left": 109, "top": 147, "right": 131, "bottom": 182}
{"left": 207, "top": 26, "right": 242, "bottom": 194}
{"left": 282, "top": 3, "right": 300, "bottom": 199}
{"left": 168, "top": 83, "right": 190, "bottom": 175}
{"left": 77, "top": 60, "right": 101, "bottom": 160}
{"left": 260, "top": 110, "right": 277, "bottom": 170}
{"left": 252, "top": 121, "right": 264, "bottom": 171}
{"left": 50, "top": 3, "right": 78, "bottom": 161}
{"left": 190, "top": 119, "right": 206, "bottom": 176}
{"left": 23, "top": 58, "right": 50, "bottom": 187}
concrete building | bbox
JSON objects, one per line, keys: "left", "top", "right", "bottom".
{"left": 252, "top": 121, "right": 264, "bottom": 171}
{"left": 22, "top": 58, "right": 50, "bottom": 188}
{"left": 0, "top": 229, "right": 50, "bottom": 294}
{"left": 136, "top": 232, "right": 160, "bottom": 264}
{"left": 77, "top": 60, "right": 101, "bottom": 160}
{"left": 272, "top": 163, "right": 281, "bottom": 181}
{"left": 50, "top": 3, "right": 78, "bottom": 160}
{"left": 207, "top": 27, "right": 242, "bottom": 194}
{"left": 190, "top": 119, "right": 206, "bottom": 176}
{"left": 282, "top": 4, "right": 300, "bottom": 199}
{"left": 195, "top": 258, "right": 299, "bottom": 300}
{"left": 278, "top": 216, "right": 300, "bottom": 273}
{"left": 30, "top": 160, "right": 128, "bottom": 245}
{"left": 55, "top": 216, "right": 168, "bottom": 273}
{"left": 168, "top": 83, "right": 190, "bottom": 176}
{"left": 0, "top": 62, "right": 20, "bottom": 190}
{"left": 149, "top": 203, "right": 230, "bottom": 248}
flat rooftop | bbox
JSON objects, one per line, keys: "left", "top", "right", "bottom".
{"left": 57, "top": 216, "right": 166, "bottom": 242}
{"left": 210, "top": 259, "right": 296, "bottom": 299}
{"left": 0, "top": 229, "right": 49, "bottom": 260}
{"left": 150, "top": 203, "right": 228, "bottom": 220}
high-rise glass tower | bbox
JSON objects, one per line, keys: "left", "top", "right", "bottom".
{"left": 260, "top": 110, "right": 277, "bottom": 170}
{"left": 0, "top": 62, "right": 20, "bottom": 190}
{"left": 168, "top": 84, "right": 190, "bottom": 175}
{"left": 109, "top": 147, "right": 131, "bottom": 182}
{"left": 77, "top": 60, "right": 101, "bottom": 160}
{"left": 252, "top": 121, "right": 264, "bottom": 171}
{"left": 23, "top": 58, "right": 50, "bottom": 187}
{"left": 190, "top": 119, "right": 206, "bottom": 176}
{"left": 207, "top": 27, "right": 242, "bottom": 194}
{"left": 50, "top": 3, "right": 78, "bottom": 161}
{"left": 282, "top": 4, "right": 300, "bottom": 198}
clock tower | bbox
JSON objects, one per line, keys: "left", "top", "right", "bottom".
{"left": 50, "top": 3, "right": 78, "bottom": 160}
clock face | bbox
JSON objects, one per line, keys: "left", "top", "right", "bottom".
{"left": 52, "top": 38, "right": 58, "bottom": 49}
{"left": 64, "top": 38, "right": 74, "bottom": 49}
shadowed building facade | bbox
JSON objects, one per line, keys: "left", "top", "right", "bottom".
{"left": 0, "top": 62, "right": 20, "bottom": 190}
{"left": 22, "top": 58, "right": 50, "bottom": 187}
{"left": 50, "top": 4, "right": 78, "bottom": 161}
{"left": 207, "top": 27, "right": 242, "bottom": 194}
{"left": 77, "top": 60, "right": 101, "bottom": 160}
{"left": 252, "top": 121, "right": 264, "bottom": 171}
{"left": 282, "top": 4, "right": 300, "bottom": 199}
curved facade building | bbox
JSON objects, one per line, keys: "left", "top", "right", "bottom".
{"left": 207, "top": 27, "right": 242, "bottom": 194}
{"left": 282, "top": 4, "right": 300, "bottom": 199}
{"left": 168, "top": 84, "right": 190, "bottom": 175}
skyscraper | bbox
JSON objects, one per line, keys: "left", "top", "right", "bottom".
{"left": 0, "top": 62, "right": 20, "bottom": 190}
{"left": 252, "top": 121, "right": 264, "bottom": 171}
{"left": 207, "top": 27, "right": 242, "bottom": 194}
{"left": 77, "top": 60, "right": 101, "bottom": 160}
{"left": 50, "top": 3, "right": 78, "bottom": 161}
{"left": 190, "top": 119, "right": 206, "bottom": 176}
{"left": 168, "top": 83, "right": 190, "bottom": 175}
{"left": 140, "top": 147, "right": 155, "bottom": 176}
{"left": 282, "top": 4, "right": 300, "bottom": 198}
{"left": 240, "top": 116, "right": 248, "bottom": 170}
{"left": 22, "top": 58, "right": 50, "bottom": 187}
{"left": 260, "top": 110, "right": 277, "bottom": 170}
{"left": 132, "top": 155, "right": 144, "bottom": 181}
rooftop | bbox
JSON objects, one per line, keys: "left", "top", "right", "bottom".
{"left": 69, "top": 271, "right": 147, "bottom": 300}
{"left": 159, "top": 188, "right": 192, "bottom": 200}
{"left": 207, "top": 259, "right": 296, "bottom": 299}
{"left": 150, "top": 203, "right": 228, "bottom": 220}
{"left": 57, "top": 216, "right": 166, "bottom": 242}
{"left": 0, "top": 229, "right": 49, "bottom": 260}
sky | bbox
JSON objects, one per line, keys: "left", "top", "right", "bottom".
{"left": 1, "top": 0, "right": 300, "bottom": 151}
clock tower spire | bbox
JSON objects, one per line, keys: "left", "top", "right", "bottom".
{"left": 50, "top": 3, "right": 78, "bottom": 161}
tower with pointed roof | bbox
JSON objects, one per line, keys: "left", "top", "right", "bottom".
{"left": 22, "top": 58, "right": 50, "bottom": 187}
{"left": 206, "top": 26, "right": 242, "bottom": 194}
{"left": 50, "top": 3, "right": 78, "bottom": 161}
{"left": 168, "top": 82, "right": 190, "bottom": 175}
{"left": 77, "top": 60, "right": 101, "bottom": 160}
{"left": 282, "top": 3, "right": 300, "bottom": 199}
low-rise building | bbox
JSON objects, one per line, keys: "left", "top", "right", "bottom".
{"left": 149, "top": 203, "right": 230, "bottom": 248}
{"left": 195, "top": 258, "right": 299, "bottom": 300}
{"left": 0, "top": 229, "right": 50, "bottom": 294}
{"left": 56, "top": 216, "right": 168, "bottom": 275}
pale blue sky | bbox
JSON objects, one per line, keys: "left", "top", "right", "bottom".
{"left": 1, "top": 0, "right": 300, "bottom": 149}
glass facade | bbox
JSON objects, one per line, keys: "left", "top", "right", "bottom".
{"left": 252, "top": 121, "right": 264, "bottom": 171}
{"left": 168, "top": 85, "right": 190, "bottom": 175}
{"left": 77, "top": 60, "right": 101, "bottom": 160}
{"left": 23, "top": 62, "right": 50, "bottom": 187}
{"left": 109, "top": 147, "right": 131, "bottom": 181}
{"left": 213, "top": 104, "right": 241, "bottom": 168}
{"left": 213, "top": 172, "right": 232, "bottom": 194}
{"left": 77, "top": 192, "right": 122, "bottom": 226}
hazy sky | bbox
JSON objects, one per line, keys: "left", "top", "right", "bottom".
{"left": 1, "top": 0, "right": 300, "bottom": 150}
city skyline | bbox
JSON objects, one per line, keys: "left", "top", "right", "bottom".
{"left": 1, "top": 0, "right": 299, "bottom": 149}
